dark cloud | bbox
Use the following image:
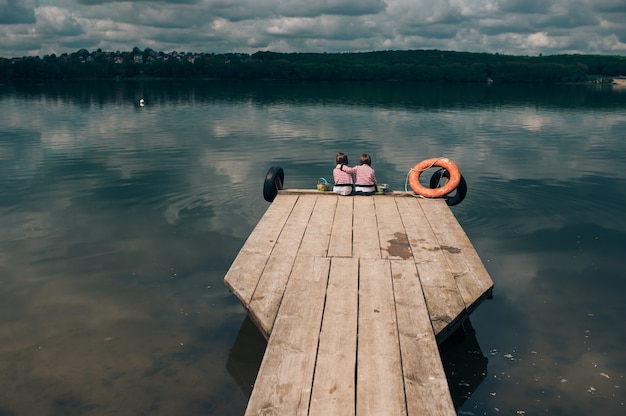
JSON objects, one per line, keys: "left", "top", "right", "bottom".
{"left": 76, "top": 0, "right": 199, "bottom": 4}
{"left": 403, "top": 21, "right": 459, "bottom": 40}
{"left": 0, "top": 34, "right": 42, "bottom": 53}
{"left": 59, "top": 36, "right": 99, "bottom": 52}
{"left": 479, "top": 18, "right": 534, "bottom": 37}
{"left": 538, "top": 4, "right": 599, "bottom": 29}
{"left": 278, "top": 0, "right": 387, "bottom": 17}
{"left": 207, "top": 0, "right": 386, "bottom": 21}
{"left": 0, "top": 0, "right": 625, "bottom": 58}
{"left": 606, "top": 24, "right": 626, "bottom": 44}
{"left": 0, "top": 0, "right": 36, "bottom": 24}
{"left": 592, "top": 0, "right": 626, "bottom": 13}
{"left": 435, "top": 9, "right": 465, "bottom": 26}
{"left": 500, "top": 0, "right": 551, "bottom": 15}
{"left": 114, "top": 6, "right": 216, "bottom": 29}
{"left": 200, "top": 2, "right": 267, "bottom": 22}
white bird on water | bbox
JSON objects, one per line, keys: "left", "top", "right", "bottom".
{"left": 139, "top": 98, "right": 145, "bottom": 107}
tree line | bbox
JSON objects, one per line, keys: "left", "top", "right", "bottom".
{"left": 1, "top": 48, "right": 625, "bottom": 84}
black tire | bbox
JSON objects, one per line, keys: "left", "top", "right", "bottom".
{"left": 429, "top": 168, "right": 468, "bottom": 206}
{"left": 263, "top": 167, "right": 284, "bottom": 202}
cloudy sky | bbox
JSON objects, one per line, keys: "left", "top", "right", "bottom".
{"left": 1, "top": 0, "right": 625, "bottom": 58}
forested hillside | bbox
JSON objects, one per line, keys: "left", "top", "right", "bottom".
{"left": 2, "top": 48, "right": 625, "bottom": 84}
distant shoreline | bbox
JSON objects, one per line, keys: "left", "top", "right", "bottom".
{"left": 3, "top": 49, "right": 626, "bottom": 84}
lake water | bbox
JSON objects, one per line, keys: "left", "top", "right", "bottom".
{"left": 1, "top": 80, "right": 625, "bottom": 415}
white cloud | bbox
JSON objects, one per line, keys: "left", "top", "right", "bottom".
{"left": 0, "top": 0, "right": 625, "bottom": 57}
{"left": 525, "top": 32, "right": 559, "bottom": 49}
{"left": 35, "top": 6, "right": 84, "bottom": 36}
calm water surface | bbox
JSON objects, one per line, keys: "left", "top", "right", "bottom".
{"left": 1, "top": 81, "right": 625, "bottom": 415}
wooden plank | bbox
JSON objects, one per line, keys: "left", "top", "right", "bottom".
{"left": 298, "top": 195, "right": 337, "bottom": 257}
{"left": 352, "top": 197, "right": 380, "bottom": 259}
{"left": 374, "top": 196, "right": 412, "bottom": 260}
{"left": 224, "top": 194, "right": 299, "bottom": 305}
{"left": 327, "top": 196, "right": 353, "bottom": 257}
{"left": 309, "top": 257, "right": 359, "bottom": 416}
{"left": 390, "top": 260, "right": 456, "bottom": 416}
{"left": 356, "top": 258, "right": 406, "bottom": 415}
{"left": 419, "top": 199, "right": 494, "bottom": 311}
{"left": 279, "top": 189, "right": 410, "bottom": 197}
{"left": 227, "top": 190, "right": 494, "bottom": 415}
{"left": 249, "top": 195, "right": 316, "bottom": 336}
{"left": 245, "top": 256, "right": 331, "bottom": 416}
{"left": 395, "top": 197, "right": 466, "bottom": 338}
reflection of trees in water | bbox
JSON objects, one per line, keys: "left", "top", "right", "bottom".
{"left": 226, "top": 315, "right": 488, "bottom": 408}
{"left": 6, "top": 80, "right": 624, "bottom": 112}
{"left": 440, "top": 320, "right": 489, "bottom": 409}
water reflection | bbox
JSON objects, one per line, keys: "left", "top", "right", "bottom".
{"left": 226, "top": 317, "right": 267, "bottom": 398}
{"left": 5, "top": 80, "right": 626, "bottom": 110}
{"left": 1, "top": 81, "right": 625, "bottom": 415}
{"left": 440, "top": 320, "right": 489, "bottom": 408}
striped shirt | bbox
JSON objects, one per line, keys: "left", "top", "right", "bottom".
{"left": 333, "top": 166, "right": 354, "bottom": 185}
{"left": 333, "top": 166, "right": 354, "bottom": 195}
{"left": 340, "top": 164, "right": 376, "bottom": 186}
{"left": 355, "top": 164, "right": 376, "bottom": 186}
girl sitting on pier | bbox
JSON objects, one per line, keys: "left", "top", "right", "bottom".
{"left": 336, "top": 153, "right": 377, "bottom": 194}
{"left": 333, "top": 152, "right": 355, "bottom": 195}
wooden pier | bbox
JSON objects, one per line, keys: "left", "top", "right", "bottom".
{"left": 224, "top": 190, "right": 493, "bottom": 415}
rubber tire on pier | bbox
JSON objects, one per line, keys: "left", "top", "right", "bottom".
{"left": 263, "top": 166, "right": 284, "bottom": 202}
{"left": 429, "top": 168, "right": 468, "bottom": 206}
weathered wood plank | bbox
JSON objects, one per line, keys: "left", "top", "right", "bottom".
{"left": 230, "top": 191, "right": 494, "bottom": 416}
{"left": 374, "top": 196, "right": 413, "bottom": 260}
{"left": 278, "top": 189, "right": 410, "bottom": 197}
{"left": 327, "top": 196, "right": 354, "bottom": 258}
{"left": 352, "top": 197, "right": 381, "bottom": 259}
{"left": 298, "top": 195, "right": 337, "bottom": 257}
{"left": 390, "top": 260, "right": 456, "bottom": 416}
{"left": 396, "top": 197, "right": 466, "bottom": 338}
{"left": 419, "top": 199, "right": 494, "bottom": 311}
{"left": 356, "top": 258, "right": 406, "bottom": 415}
{"left": 249, "top": 195, "right": 316, "bottom": 335}
{"left": 224, "top": 194, "right": 299, "bottom": 305}
{"left": 245, "top": 256, "right": 331, "bottom": 416}
{"left": 309, "top": 257, "right": 359, "bottom": 416}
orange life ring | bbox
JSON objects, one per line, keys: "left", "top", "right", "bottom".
{"left": 408, "top": 158, "right": 461, "bottom": 198}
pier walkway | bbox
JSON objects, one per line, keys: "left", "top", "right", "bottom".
{"left": 224, "top": 190, "right": 493, "bottom": 415}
